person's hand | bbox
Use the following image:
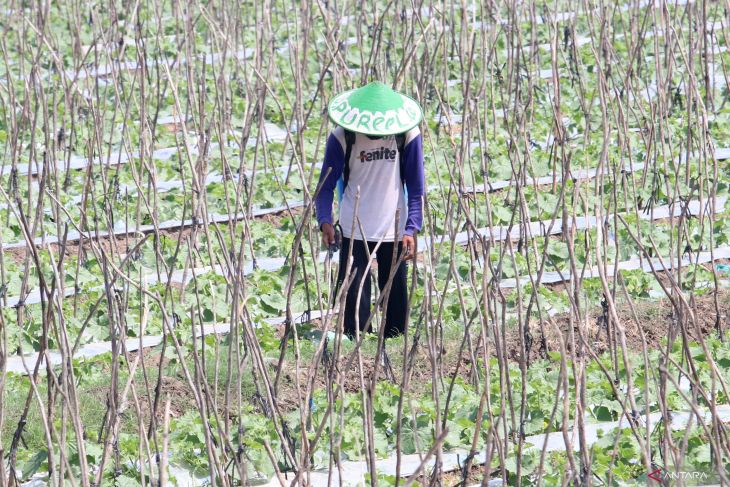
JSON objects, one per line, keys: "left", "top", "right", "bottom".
{"left": 402, "top": 234, "right": 416, "bottom": 260}
{"left": 321, "top": 223, "right": 336, "bottom": 247}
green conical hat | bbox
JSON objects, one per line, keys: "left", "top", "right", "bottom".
{"left": 328, "top": 82, "right": 423, "bottom": 136}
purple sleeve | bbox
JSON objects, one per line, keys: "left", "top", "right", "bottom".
{"left": 403, "top": 134, "right": 425, "bottom": 236}
{"left": 315, "top": 133, "right": 345, "bottom": 228}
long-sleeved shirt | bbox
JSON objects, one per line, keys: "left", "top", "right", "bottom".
{"left": 315, "top": 126, "right": 425, "bottom": 241}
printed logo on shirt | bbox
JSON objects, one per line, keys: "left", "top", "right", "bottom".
{"left": 358, "top": 147, "right": 397, "bottom": 163}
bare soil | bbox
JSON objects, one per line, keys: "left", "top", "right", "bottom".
{"left": 272, "top": 287, "right": 730, "bottom": 415}
{"left": 258, "top": 205, "right": 303, "bottom": 228}
{"left": 504, "top": 288, "right": 730, "bottom": 363}
{"left": 441, "top": 464, "right": 492, "bottom": 486}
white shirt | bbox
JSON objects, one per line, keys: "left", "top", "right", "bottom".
{"left": 333, "top": 126, "right": 420, "bottom": 241}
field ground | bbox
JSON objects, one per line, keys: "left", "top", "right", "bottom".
{"left": 2, "top": 0, "right": 730, "bottom": 486}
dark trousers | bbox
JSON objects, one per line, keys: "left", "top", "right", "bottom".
{"left": 337, "top": 238, "right": 408, "bottom": 338}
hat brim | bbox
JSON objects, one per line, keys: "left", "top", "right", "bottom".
{"left": 328, "top": 89, "right": 423, "bottom": 136}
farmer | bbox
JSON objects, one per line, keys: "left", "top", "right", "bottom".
{"left": 315, "top": 81, "right": 425, "bottom": 338}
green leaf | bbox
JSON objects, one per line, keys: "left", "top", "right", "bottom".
{"left": 20, "top": 450, "right": 48, "bottom": 478}
{"left": 592, "top": 405, "right": 618, "bottom": 421}
{"left": 373, "top": 428, "right": 390, "bottom": 456}
{"left": 260, "top": 293, "right": 286, "bottom": 312}
{"left": 548, "top": 351, "right": 562, "bottom": 362}
{"left": 492, "top": 204, "right": 514, "bottom": 224}
{"left": 115, "top": 475, "right": 142, "bottom": 487}
{"left": 547, "top": 241, "right": 570, "bottom": 261}
{"left": 693, "top": 443, "right": 712, "bottom": 464}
